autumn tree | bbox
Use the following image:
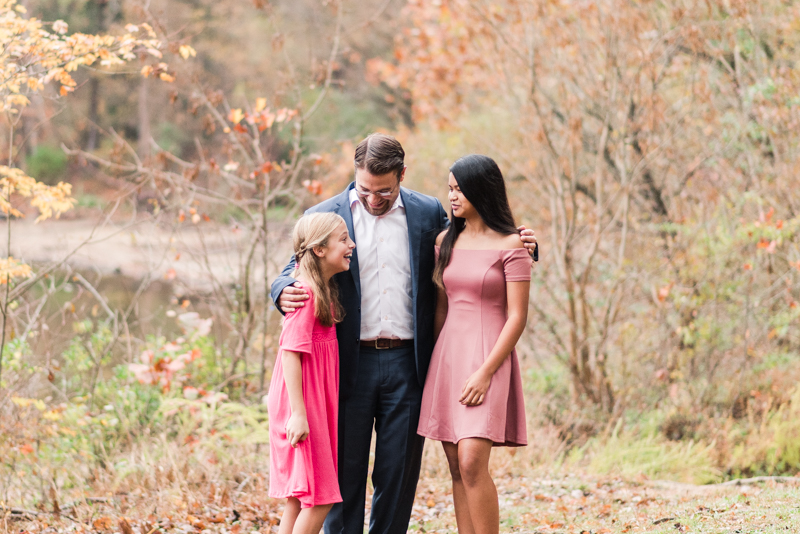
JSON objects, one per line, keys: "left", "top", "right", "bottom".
{"left": 373, "top": 0, "right": 800, "bottom": 416}
{"left": 0, "top": 0, "right": 172, "bottom": 381}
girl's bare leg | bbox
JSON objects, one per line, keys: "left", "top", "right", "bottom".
{"left": 278, "top": 498, "right": 301, "bottom": 534}
{"left": 457, "top": 438, "right": 498, "bottom": 534}
{"left": 292, "top": 503, "right": 333, "bottom": 534}
{"left": 442, "top": 441, "right": 476, "bottom": 534}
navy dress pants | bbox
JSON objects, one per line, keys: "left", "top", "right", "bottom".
{"left": 324, "top": 344, "right": 425, "bottom": 534}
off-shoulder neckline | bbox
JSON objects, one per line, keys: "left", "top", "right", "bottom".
{"left": 434, "top": 245, "right": 528, "bottom": 253}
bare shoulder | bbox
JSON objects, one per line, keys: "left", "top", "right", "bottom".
{"left": 502, "top": 232, "right": 526, "bottom": 249}
{"left": 435, "top": 230, "right": 448, "bottom": 246}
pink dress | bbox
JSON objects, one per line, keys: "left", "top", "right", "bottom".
{"left": 418, "top": 248, "right": 531, "bottom": 446}
{"left": 268, "top": 287, "right": 342, "bottom": 507}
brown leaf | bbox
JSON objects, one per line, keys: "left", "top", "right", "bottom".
{"left": 50, "top": 486, "right": 60, "bottom": 515}
{"left": 119, "top": 518, "right": 134, "bottom": 534}
{"left": 93, "top": 517, "right": 114, "bottom": 531}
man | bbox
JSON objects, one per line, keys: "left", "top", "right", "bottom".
{"left": 271, "top": 134, "right": 536, "bottom": 534}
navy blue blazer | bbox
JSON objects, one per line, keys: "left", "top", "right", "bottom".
{"left": 270, "top": 182, "right": 449, "bottom": 399}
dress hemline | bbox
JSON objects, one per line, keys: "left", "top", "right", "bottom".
{"left": 417, "top": 429, "right": 527, "bottom": 448}
{"left": 267, "top": 491, "right": 343, "bottom": 508}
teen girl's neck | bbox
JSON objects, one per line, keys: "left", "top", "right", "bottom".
{"left": 461, "top": 213, "right": 491, "bottom": 238}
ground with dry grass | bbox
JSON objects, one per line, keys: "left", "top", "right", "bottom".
{"left": 3, "top": 441, "right": 799, "bottom": 534}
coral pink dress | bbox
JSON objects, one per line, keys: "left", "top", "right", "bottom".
{"left": 418, "top": 248, "right": 531, "bottom": 447}
{"left": 268, "top": 287, "right": 342, "bottom": 507}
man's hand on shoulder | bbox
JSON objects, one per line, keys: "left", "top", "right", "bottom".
{"left": 517, "top": 225, "right": 538, "bottom": 261}
{"left": 279, "top": 282, "right": 310, "bottom": 314}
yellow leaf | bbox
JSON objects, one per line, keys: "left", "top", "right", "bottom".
{"left": 179, "top": 45, "right": 196, "bottom": 59}
{"left": 52, "top": 20, "right": 68, "bottom": 34}
{"left": 255, "top": 98, "right": 267, "bottom": 112}
{"left": 11, "top": 397, "right": 34, "bottom": 408}
{"left": 159, "top": 72, "right": 175, "bottom": 83}
{"left": 141, "top": 65, "right": 153, "bottom": 77}
{"left": 43, "top": 410, "right": 61, "bottom": 421}
{"left": 0, "top": 257, "right": 33, "bottom": 284}
{"left": 229, "top": 108, "right": 244, "bottom": 124}
{"left": 146, "top": 47, "right": 163, "bottom": 58}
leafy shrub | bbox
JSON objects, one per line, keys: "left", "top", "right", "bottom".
{"left": 25, "top": 145, "right": 68, "bottom": 186}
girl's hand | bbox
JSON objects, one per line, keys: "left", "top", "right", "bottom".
{"left": 460, "top": 369, "right": 492, "bottom": 406}
{"left": 286, "top": 412, "right": 309, "bottom": 447}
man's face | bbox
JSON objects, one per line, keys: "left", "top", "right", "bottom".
{"left": 354, "top": 167, "right": 405, "bottom": 216}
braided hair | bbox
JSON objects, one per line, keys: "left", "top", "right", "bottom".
{"left": 291, "top": 212, "right": 346, "bottom": 326}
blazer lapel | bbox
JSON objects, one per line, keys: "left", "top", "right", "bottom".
{"left": 401, "top": 187, "right": 422, "bottom": 301}
{"left": 337, "top": 183, "right": 361, "bottom": 299}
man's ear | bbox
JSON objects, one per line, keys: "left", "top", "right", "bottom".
{"left": 313, "top": 245, "right": 326, "bottom": 258}
{"left": 399, "top": 166, "right": 407, "bottom": 183}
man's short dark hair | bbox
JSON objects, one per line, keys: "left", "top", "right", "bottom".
{"left": 354, "top": 133, "right": 405, "bottom": 177}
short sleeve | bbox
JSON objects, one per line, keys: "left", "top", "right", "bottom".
{"left": 278, "top": 288, "right": 316, "bottom": 355}
{"left": 502, "top": 248, "right": 533, "bottom": 282}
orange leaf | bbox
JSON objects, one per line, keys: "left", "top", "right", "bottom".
{"left": 19, "top": 443, "right": 34, "bottom": 454}
{"left": 93, "top": 517, "right": 114, "bottom": 531}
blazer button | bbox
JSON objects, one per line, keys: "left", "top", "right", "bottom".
{"left": 356, "top": 338, "right": 360, "bottom": 343}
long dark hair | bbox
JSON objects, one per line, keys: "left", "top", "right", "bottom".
{"left": 433, "top": 155, "right": 519, "bottom": 289}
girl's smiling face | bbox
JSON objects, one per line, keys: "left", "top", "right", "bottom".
{"left": 316, "top": 221, "right": 355, "bottom": 277}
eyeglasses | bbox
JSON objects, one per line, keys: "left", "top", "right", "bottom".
{"left": 354, "top": 184, "right": 397, "bottom": 198}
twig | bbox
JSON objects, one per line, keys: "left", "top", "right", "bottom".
{"left": 0, "top": 505, "right": 82, "bottom": 523}
{"left": 716, "top": 476, "right": 800, "bottom": 486}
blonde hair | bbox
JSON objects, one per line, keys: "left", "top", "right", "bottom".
{"left": 292, "top": 212, "right": 346, "bottom": 327}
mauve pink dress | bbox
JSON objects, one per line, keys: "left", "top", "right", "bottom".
{"left": 418, "top": 247, "right": 531, "bottom": 447}
{"left": 268, "top": 287, "right": 342, "bottom": 507}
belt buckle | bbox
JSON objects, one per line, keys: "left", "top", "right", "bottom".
{"left": 375, "top": 338, "right": 387, "bottom": 349}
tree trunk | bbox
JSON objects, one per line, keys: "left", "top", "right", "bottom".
{"left": 138, "top": 77, "right": 151, "bottom": 160}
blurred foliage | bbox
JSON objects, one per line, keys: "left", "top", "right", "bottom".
{"left": 25, "top": 145, "right": 68, "bottom": 186}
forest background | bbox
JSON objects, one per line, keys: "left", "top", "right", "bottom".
{"left": 3, "top": 0, "right": 800, "bottom": 532}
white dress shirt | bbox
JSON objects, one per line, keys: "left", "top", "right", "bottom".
{"left": 349, "top": 188, "right": 414, "bottom": 340}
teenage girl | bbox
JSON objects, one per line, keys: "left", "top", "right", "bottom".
{"left": 268, "top": 212, "right": 355, "bottom": 534}
{"left": 418, "top": 155, "right": 531, "bottom": 534}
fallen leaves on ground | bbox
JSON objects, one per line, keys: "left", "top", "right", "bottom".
{"left": 4, "top": 471, "right": 800, "bottom": 533}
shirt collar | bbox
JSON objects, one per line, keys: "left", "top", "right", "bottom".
{"left": 349, "top": 187, "right": 404, "bottom": 213}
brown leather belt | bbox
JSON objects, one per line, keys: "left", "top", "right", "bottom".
{"left": 360, "top": 338, "right": 414, "bottom": 350}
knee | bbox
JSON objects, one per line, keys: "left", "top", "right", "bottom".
{"left": 445, "top": 455, "right": 462, "bottom": 483}
{"left": 458, "top": 455, "right": 488, "bottom": 487}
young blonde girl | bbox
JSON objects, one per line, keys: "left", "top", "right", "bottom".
{"left": 268, "top": 212, "right": 355, "bottom": 534}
